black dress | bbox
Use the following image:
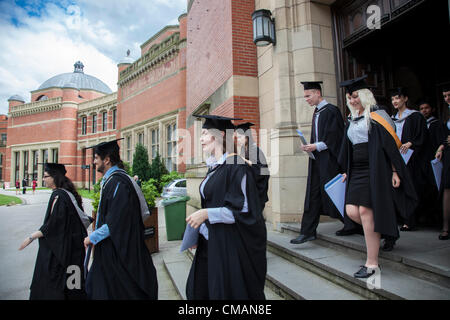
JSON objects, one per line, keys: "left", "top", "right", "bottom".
{"left": 186, "top": 155, "right": 267, "bottom": 300}
{"left": 30, "top": 189, "right": 87, "bottom": 300}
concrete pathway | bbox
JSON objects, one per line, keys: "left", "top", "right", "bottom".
{"left": 0, "top": 189, "right": 180, "bottom": 300}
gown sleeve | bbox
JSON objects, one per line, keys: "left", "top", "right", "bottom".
{"left": 39, "top": 192, "right": 72, "bottom": 267}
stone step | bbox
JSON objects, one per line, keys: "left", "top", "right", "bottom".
{"left": 265, "top": 251, "right": 365, "bottom": 300}
{"left": 162, "top": 244, "right": 284, "bottom": 300}
{"left": 281, "top": 222, "right": 450, "bottom": 289}
{"left": 268, "top": 229, "right": 450, "bottom": 300}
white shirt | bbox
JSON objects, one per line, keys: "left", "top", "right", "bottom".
{"left": 314, "top": 100, "right": 329, "bottom": 152}
{"left": 393, "top": 109, "right": 417, "bottom": 140}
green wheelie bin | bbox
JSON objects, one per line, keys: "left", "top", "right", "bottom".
{"left": 161, "top": 196, "right": 190, "bottom": 241}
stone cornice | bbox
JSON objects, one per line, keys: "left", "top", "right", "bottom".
{"left": 119, "top": 32, "right": 181, "bottom": 86}
{"left": 119, "top": 109, "right": 180, "bottom": 132}
{"left": 140, "top": 25, "right": 179, "bottom": 50}
{"left": 8, "top": 97, "right": 62, "bottom": 118}
{"left": 77, "top": 92, "right": 117, "bottom": 116}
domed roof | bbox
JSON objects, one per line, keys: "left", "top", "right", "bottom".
{"left": 37, "top": 61, "right": 112, "bottom": 94}
{"left": 8, "top": 94, "right": 25, "bottom": 102}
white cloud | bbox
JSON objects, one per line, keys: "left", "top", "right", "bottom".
{"left": 0, "top": 0, "right": 187, "bottom": 114}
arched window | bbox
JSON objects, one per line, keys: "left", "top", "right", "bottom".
{"left": 36, "top": 95, "right": 48, "bottom": 101}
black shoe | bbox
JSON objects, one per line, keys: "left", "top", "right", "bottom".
{"left": 290, "top": 234, "right": 316, "bottom": 244}
{"left": 353, "top": 265, "right": 379, "bottom": 278}
{"left": 439, "top": 231, "right": 449, "bottom": 240}
{"left": 335, "top": 227, "right": 363, "bottom": 236}
{"left": 381, "top": 239, "right": 395, "bottom": 252}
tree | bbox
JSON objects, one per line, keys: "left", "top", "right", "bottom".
{"left": 150, "top": 152, "right": 169, "bottom": 192}
{"left": 132, "top": 144, "right": 152, "bottom": 181}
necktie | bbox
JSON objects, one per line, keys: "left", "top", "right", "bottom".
{"left": 311, "top": 107, "right": 319, "bottom": 143}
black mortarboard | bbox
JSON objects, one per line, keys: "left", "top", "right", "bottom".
{"left": 234, "top": 122, "right": 254, "bottom": 131}
{"left": 438, "top": 82, "right": 450, "bottom": 92}
{"left": 339, "top": 75, "right": 370, "bottom": 94}
{"left": 300, "top": 81, "right": 323, "bottom": 91}
{"left": 85, "top": 138, "right": 124, "bottom": 154}
{"left": 389, "top": 87, "right": 408, "bottom": 98}
{"left": 39, "top": 163, "right": 68, "bottom": 175}
{"left": 194, "top": 114, "right": 242, "bottom": 131}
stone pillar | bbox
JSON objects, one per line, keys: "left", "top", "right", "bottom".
{"left": 256, "top": 0, "right": 338, "bottom": 230}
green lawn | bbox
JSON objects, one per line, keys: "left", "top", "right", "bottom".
{"left": 0, "top": 194, "right": 23, "bottom": 206}
{"left": 77, "top": 189, "right": 96, "bottom": 200}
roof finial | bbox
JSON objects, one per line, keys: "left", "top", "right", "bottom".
{"left": 74, "top": 61, "right": 84, "bottom": 73}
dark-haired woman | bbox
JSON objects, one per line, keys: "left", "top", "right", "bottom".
{"left": 19, "top": 163, "right": 92, "bottom": 300}
{"left": 235, "top": 122, "right": 270, "bottom": 211}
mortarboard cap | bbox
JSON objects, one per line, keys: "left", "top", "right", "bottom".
{"left": 234, "top": 122, "right": 255, "bottom": 131}
{"left": 194, "top": 114, "right": 242, "bottom": 131}
{"left": 85, "top": 138, "right": 124, "bottom": 155}
{"left": 340, "top": 75, "right": 370, "bottom": 95}
{"left": 438, "top": 82, "right": 450, "bottom": 92}
{"left": 389, "top": 87, "right": 408, "bottom": 98}
{"left": 300, "top": 81, "right": 323, "bottom": 91}
{"left": 39, "top": 163, "right": 68, "bottom": 175}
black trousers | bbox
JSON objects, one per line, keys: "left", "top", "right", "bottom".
{"left": 300, "top": 162, "right": 359, "bottom": 236}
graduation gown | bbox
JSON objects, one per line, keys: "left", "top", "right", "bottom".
{"left": 247, "top": 143, "right": 270, "bottom": 211}
{"left": 30, "top": 189, "right": 88, "bottom": 300}
{"left": 393, "top": 111, "right": 428, "bottom": 192}
{"left": 304, "top": 103, "right": 344, "bottom": 219}
{"left": 441, "top": 121, "right": 450, "bottom": 190}
{"left": 186, "top": 155, "right": 267, "bottom": 300}
{"left": 86, "top": 172, "right": 158, "bottom": 300}
{"left": 338, "top": 119, "right": 418, "bottom": 238}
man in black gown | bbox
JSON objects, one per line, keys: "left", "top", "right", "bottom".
{"left": 84, "top": 139, "right": 158, "bottom": 299}
{"left": 291, "top": 81, "right": 361, "bottom": 245}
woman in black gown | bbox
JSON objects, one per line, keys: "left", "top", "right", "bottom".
{"left": 435, "top": 87, "right": 450, "bottom": 240}
{"left": 338, "top": 76, "right": 417, "bottom": 278}
{"left": 185, "top": 115, "right": 267, "bottom": 300}
{"left": 19, "top": 163, "right": 92, "bottom": 300}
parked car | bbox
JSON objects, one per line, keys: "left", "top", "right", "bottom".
{"left": 161, "top": 179, "right": 187, "bottom": 198}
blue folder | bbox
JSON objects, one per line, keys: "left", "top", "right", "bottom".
{"left": 324, "top": 174, "right": 346, "bottom": 217}
{"left": 431, "top": 159, "right": 443, "bottom": 191}
{"left": 180, "top": 224, "right": 199, "bottom": 252}
{"left": 401, "top": 149, "right": 414, "bottom": 164}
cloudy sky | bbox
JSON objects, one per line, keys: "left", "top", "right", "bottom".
{"left": 0, "top": 0, "right": 187, "bottom": 114}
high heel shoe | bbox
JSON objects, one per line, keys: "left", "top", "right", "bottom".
{"left": 439, "top": 230, "right": 449, "bottom": 240}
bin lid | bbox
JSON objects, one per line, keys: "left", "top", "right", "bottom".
{"left": 161, "top": 196, "right": 190, "bottom": 206}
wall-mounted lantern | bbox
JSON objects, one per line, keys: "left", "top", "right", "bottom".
{"left": 251, "top": 9, "right": 276, "bottom": 47}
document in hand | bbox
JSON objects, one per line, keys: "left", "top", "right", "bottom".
{"left": 84, "top": 245, "right": 92, "bottom": 280}
{"left": 431, "top": 159, "right": 443, "bottom": 191}
{"left": 324, "top": 174, "right": 346, "bottom": 217}
{"left": 401, "top": 149, "right": 414, "bottom": 164}
{"left": 296, "top": 129, "right": 316, "bottom": 160}
{"left": 180, "top": 224, "right": 199, "bottom": 252}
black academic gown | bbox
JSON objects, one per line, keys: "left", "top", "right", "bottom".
{"left": 86, "top": 172, "right": 158, "bottom": 300}
{"left": 302, "top": 104, "right": 344, "bottom": 232}
{"left": 441, "top": 121, "right": 450, "bottom": 191}
{"left": 338, "top": 120, "right": 418, "bottom": 238}
{"left": 393, "top": 111, "right": 428, "bottom": 226}
{"left": 247, "top": 143, "right": 270, "bottom": 211}
{"left": 30, "top": 189, "right": 87, "bottom": 300}
{"left": 186, "top": 155, "right": 267, "bottom": 300}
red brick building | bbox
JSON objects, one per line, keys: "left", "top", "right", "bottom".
{"left": 0, "top": 114, "right": 8, "bottom": 184}
{"left": 5, "top": 15, "right": 188, "bottom": 189}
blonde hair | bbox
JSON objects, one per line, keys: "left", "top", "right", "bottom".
{"left": 346, "top": 88, "right": 377, "bottom": 130}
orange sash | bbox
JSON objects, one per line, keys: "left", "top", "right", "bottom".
{"left": 370, "top": 112, "right": 402, "bottom": 149}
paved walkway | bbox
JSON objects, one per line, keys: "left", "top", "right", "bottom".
{"left": 0, "top": 189, "right": 180, "bottom": 300}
